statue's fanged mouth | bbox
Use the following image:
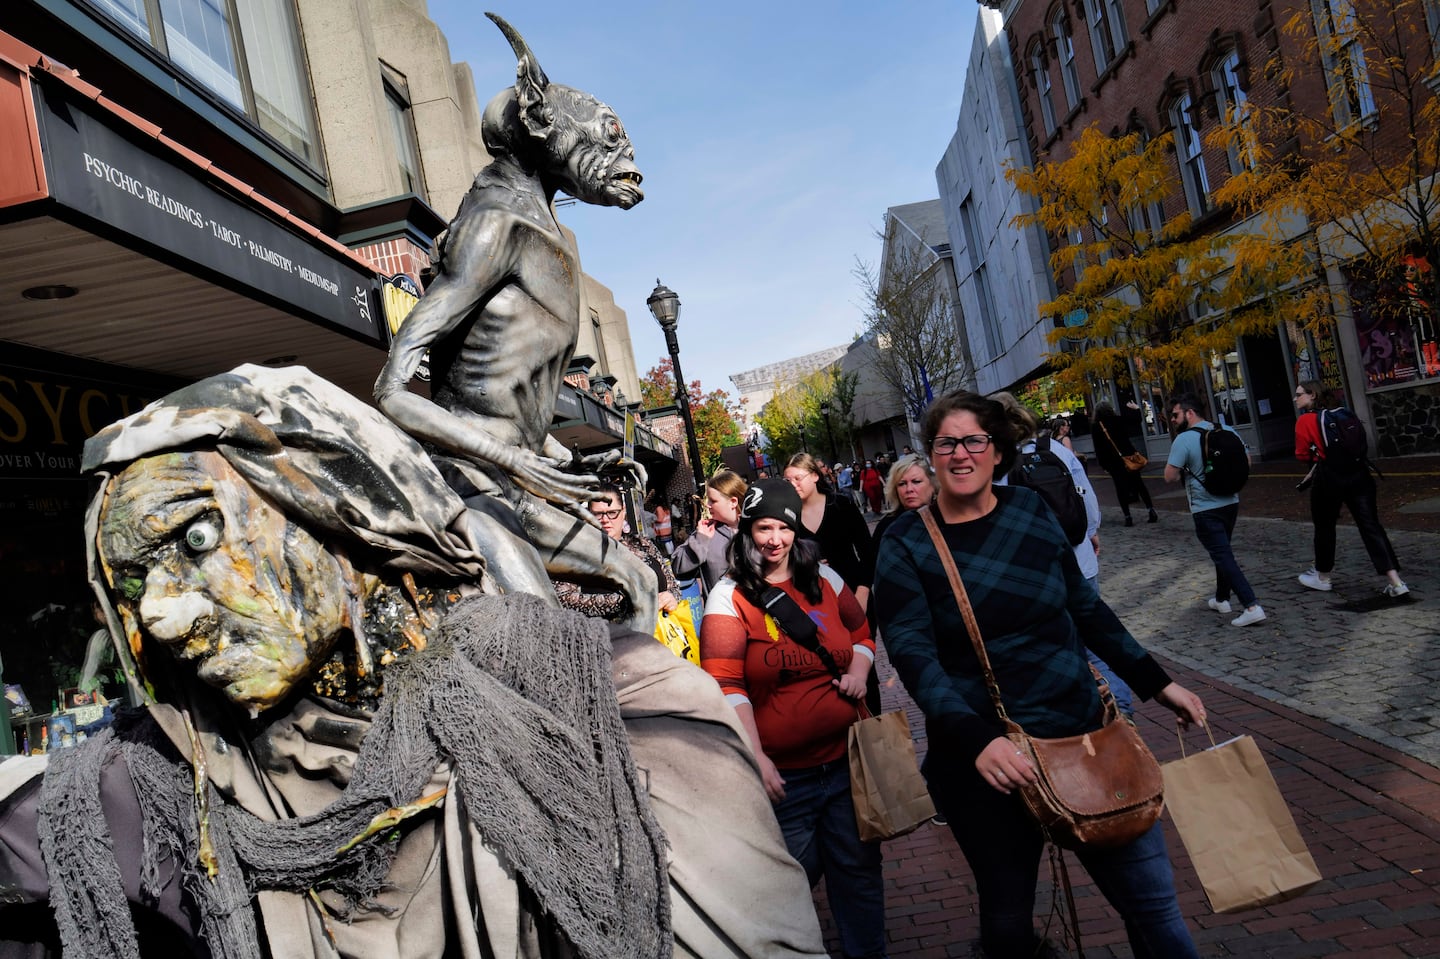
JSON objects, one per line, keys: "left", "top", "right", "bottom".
{"left": 614, "top": 171, "right": 642, "bottom": 185}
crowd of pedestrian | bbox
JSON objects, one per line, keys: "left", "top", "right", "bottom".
{"left": 552, "top": 384, "right": 1410, "bottom": 958}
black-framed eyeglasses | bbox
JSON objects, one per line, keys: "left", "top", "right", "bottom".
{"left": 931, "top": 434, "right": 993, "bottom": 456}
{"left": 1293, "top": 389, "right": 1308, "bottom": 397}
{"left": 591, "top": 508, "right": 624, "bottom": 520}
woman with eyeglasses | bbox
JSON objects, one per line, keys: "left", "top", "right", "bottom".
{"left": 783, "top": 453, "right": 877, "bottom": 612}
{"left": 874, "top": 391, "right": 1205, "bottom": 959}
{"left": 1293, "top": 381, "right": 1407, "bottom": 597}
{"left": 555, "top": 484, "right": 680, "bottom": 620}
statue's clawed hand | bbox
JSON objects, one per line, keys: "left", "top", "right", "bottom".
{"left": 580, "top": 449, "right": 649, "bottom": 492}
{"left": 507, "top": 449, "right": 608, "bottom": 526}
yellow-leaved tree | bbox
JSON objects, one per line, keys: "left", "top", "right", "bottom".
{"left": 1007, "top": 125, "right": 1324, "bottom": 395}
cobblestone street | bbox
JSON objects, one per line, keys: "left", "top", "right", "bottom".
{"left": 815, "top": 456, "right": 1440, "bottom": 957}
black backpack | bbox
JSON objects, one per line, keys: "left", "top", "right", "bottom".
{"left": 1008, "top": 436, "right": 1088, "bottom": 545}
{"left": 1186, "top": 427, "right": 1250, "bottom": 496}
{"left": 1320, "top": 408, "right": 1369, "bottom": 470}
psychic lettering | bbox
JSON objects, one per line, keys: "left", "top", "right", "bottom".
{"left": 78, "top": 149, "right": 341, "bottom": 299}
{"left": 0, "top": 371, "right": 155, "bottom": 477}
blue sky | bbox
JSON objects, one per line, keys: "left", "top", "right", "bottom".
{"left": 426, "top": 1, "right": 979, "bottom": 399}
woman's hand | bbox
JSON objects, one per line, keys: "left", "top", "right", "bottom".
{"left": 833, "top": 670, "right": 868, "bottom": 700}
{"left": 657, "top": 591, "right": 679, "bottom": 613}
{"left": 693, "top": 518, "right": 717, "bottom": 540}
{"left": 1090, "top": 533, "right": 1101, "bottom": 557}
{"left": 975, "top": 737, "right": 1038, "bottom": 795}
{"left": 756, "top": 751, "right": 787, "bottom": 803}
{"left": 1155, "top": 682, "right": 1206, "bottom": 729}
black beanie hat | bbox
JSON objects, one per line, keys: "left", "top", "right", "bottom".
{"left": 739, "top": 478, "right": 802, "bottom": 528}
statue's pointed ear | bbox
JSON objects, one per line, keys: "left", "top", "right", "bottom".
{"left": 486, "top": 13, "right": 553, "bottom": 139}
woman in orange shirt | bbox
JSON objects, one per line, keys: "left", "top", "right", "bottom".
{"left": 700, "top": 479, "right": 885, "bottom": 959}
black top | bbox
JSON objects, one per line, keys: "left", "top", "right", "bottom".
{"left": 1093, "top": 407, "right": 1143, "bottom": 473}
{"left": 797, "top": 493, "right": 876, "bottom": 591}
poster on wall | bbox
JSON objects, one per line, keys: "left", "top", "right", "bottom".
{"left": 1344, "top": 253, "right": 1440, "bottom": 388}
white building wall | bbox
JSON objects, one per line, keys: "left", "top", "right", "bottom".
{"left": 935, "top": 5, "right": 1053, "bottom": 395}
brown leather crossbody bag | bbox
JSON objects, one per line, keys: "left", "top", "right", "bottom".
{"left": 919, "top": 506, "right": 1164, "bottom": 849}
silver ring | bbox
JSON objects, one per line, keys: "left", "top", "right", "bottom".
{"left": 1014, "top": 750, "right": 1023, "bottom": 756}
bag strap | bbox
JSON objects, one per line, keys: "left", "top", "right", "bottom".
{"left": 918, "top": 506, "right": 1010, "bottom": 720}
{"left": 1095, "top": 419, "right": 1123, "bottom": 457}
{"left": 756, "top": 585, "right": 845, "bottom": 682}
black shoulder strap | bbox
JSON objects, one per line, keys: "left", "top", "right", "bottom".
{"left": 757, "top": 585, "right": 843, "bottom": 681}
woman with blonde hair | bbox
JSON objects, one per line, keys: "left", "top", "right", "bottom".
{"left": 672, "top": 469, "right": 749, "bottom": 594}
{"left": 872, "top": 452, "right": 936, "bottom": 544}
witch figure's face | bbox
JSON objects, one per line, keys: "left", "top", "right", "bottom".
{"left": 97, "top": 451, "right": 349, "bottom": 711}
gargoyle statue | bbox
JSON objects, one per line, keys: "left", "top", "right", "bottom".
{"left": 374, "top": 13, "right": 655, "bottom": 630}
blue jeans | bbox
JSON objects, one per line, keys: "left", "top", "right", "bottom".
{"left": 773, "top": 759, "right": 886, "bottom": 959}
{"left": 1191, "top": 503, "right": 1257, "bottom": 608}
{"left": 926, "top": 752, "right": 1197, "bottom": 959}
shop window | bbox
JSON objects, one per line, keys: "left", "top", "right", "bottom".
{"left": 1345, "top": 253, "right": 1440, "bottom": 387}
{"left": 1082, "top": 0, "right": 1128, "bottom": 74}
{"left": 1169, "top": 93, "right": 1212, "bottom": 217}
{"left": 1206, "top": 348, "right": 1252, "bottom": 426}
{"left": 85, "top": 0, "right": 321, "bottom": 168}
{"left": 1310, "top": 0, "right": 1376, "bottom": 129}
{"left": 383, "top": 69, "right": 426, "bottom": 197}
{"left": 1212, "top": 51, "right": 1255, "bottom": 174}
{"left": 1030, "top": 43, "right": 1058, "bottom": 137}
{"left": 1051, "top": 10, "right": 1082, "bottom": 110}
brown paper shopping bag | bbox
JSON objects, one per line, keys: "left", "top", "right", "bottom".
{"left": 848, "top": 710, "right": 936, "bottom": 842}
{"left": 1161, "top": 733, "right": 1321, "bottom": 913}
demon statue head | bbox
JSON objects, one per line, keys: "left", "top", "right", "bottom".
{"left": 480, "top": 12, "right": 643, "bottom": 209}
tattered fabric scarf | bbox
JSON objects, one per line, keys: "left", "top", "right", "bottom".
{"left": 37, "top": 593, "right": 671, "bottom": 959}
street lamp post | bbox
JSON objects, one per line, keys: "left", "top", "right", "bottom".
{"left": 820, "top": 401, "right": 838, "bottom": 464}
{"left": 646, "top": 280, "right": 706, "bottom": 494}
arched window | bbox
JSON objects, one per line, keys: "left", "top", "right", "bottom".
{"left": 1082, "top": 0, "right": 1129, "bottom": 74}
{"left": 1051, "top": 9, "right": 1082, "bottom": 109}
{"left": 1169, "top": 93, "right": 1212, "bottom": 216}
{"left": 1212, "top": 50, "right": 1255, "bottom": 173}
{"left": 1124, "top": 125, "right": 1166, "bottom": 246}
{"left": 1310, "top": 0, "right": 1375, "bottom": 128}
{"left": 1030, "top": 42, "right": 1058, "bottom": 136}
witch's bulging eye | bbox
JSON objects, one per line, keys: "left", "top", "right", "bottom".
{"left": 185, "top": 518, "right": 223, "bottom": 552}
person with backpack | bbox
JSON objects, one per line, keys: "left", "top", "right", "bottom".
{"left": 1164, "top": 393, "right": 1267, "bottom": 627}
{"left": 1292, "top": 381, "right": 1409, "bottom": 598}
{"left": 991, "top": 392, "right": 1135, "bottom": 715}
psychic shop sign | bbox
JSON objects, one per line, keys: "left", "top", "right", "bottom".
{"left": 0, "top": 361, "right": 169, "bottom": 479}
{"left": 32, "top": 81, "right": 380, "bottom": 343}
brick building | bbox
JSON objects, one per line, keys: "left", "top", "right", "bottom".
{"left": 974, "top": 0, "right": 1440, "bottom": 457}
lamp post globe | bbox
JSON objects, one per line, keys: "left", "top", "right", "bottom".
{"left": 646, "top": 279, "right": 706, "bottom": 497}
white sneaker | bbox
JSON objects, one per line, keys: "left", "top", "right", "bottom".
{"left": 1231, "top": 606, "right": 1267, "bottom": 627}
{"left": 1298, "top": 569, "right": 1332, "bottom": 592}
{"left": 1383, "top": 582, "right": 1410, "bottom": 598}
{"left": 1206, "top": 598, "right": 1232, "bottom": 614}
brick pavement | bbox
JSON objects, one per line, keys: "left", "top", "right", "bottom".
{"left": 811, "top": 459, "right": 1440, "bottom": 957}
